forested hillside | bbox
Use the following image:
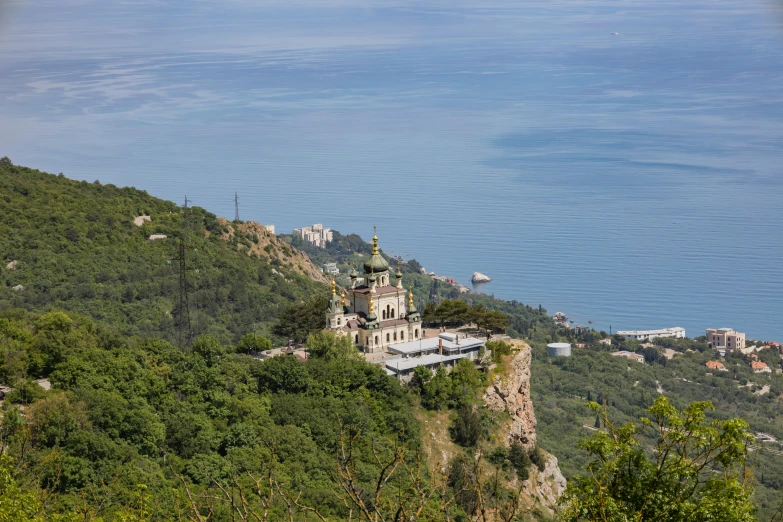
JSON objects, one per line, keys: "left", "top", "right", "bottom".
{"left": 530, "top": 342, "right": 783, "bottom": 519}
{"left": 0, "top": 159, "right": 324, "bottom": 344}
{"left": 0, "top": 309, "right": 424, "bottom": 519}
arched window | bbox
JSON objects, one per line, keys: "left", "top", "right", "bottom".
{"left": 401, "top": 331, "right": 405, "bottom": 341}
{"left": 374, "top": 335, "right": 379, "bottom": 345}
{"left": 386, "top": 333, "right": 390, "bottom": 343}
{"left": 382, "top": 310, "right": 386, "bottom": 320}
{"left": 393, "top": 332, "right": 397, "bottom": 341}
{"left": 355, "top": 334, "right": 359, "bottom": 344}
{"left": 337, "top": 317, "right": 341, "bottom": 325}
{"left": 391, "top": 308, "right": 395, "bottom": 318}
{"left": 328, "top": 319, "right": 331, "bottom": 327}
{"left": 386, "top": 304, "right": 390, "bottom": 317}
{"left": 415, "top": 329, "right": 419, "bottom": 339}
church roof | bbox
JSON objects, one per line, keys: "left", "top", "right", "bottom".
{"left": 351, "top": 285, "right": 402, "bottom": 295}
{"left": 363, "top": 229, "right": 389, "bottom": 274}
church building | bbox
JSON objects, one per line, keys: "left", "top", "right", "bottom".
{"left": 325, "top": 228, "right": 422, "bottom": 353}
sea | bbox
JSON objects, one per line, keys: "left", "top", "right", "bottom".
{"left": 1, "top": 0, "right": 781, "bottom": 340}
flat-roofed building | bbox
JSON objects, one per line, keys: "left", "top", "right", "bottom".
{"left": 322, "top": 262, "right": 339, "bottom": 275}
{"left": 387, "top": 333, "right": 485, "bottom": 360}
{"left": 706, "top": 328, "right": 745, "bottom": 352}
{"left": 293, "top": 223, "right": 333, "bottom": 248}
{"left": 385, "top": 353, "right": 469, "bottom": 381}
{"left": 616, "top": 327, "right": 685, "bottom": 341}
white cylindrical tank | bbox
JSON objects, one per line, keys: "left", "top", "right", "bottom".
{"left": 547, "top": 342, "right": 572, "bottom": 357}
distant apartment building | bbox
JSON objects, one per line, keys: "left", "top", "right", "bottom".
{"left": 293, "top": 223, "right": 333, "bottom": 248}
{"left": 611, "top": 351, "right": 645, "bottom": 363}
{"left": 322, "top": 262, "right": 339, "bottom": 276}
{"left": 616, "top": 327, "right": 685, "bottom": 342}
{"left": 706, "top": 328, "right": 745, "bottom": 352}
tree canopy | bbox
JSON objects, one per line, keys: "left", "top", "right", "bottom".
{"left": 559, "top": 397, "right": 755, "bottom": 521}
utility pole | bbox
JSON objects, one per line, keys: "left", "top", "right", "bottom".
{"left": 234, "top": 192, "right": 240, "bottom": 222}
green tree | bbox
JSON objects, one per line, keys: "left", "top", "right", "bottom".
{"left": 235, "top": 333, "right": 272, "bottom": 354}
{"left": 507, "top": 442, "right": 531, "bottom": 481}
{"left": 449, "top": 358, "right": 484, "bottom": 406}
{"left": 559, "top": 397, "right": 755, "bottom": 522}
{"left": 475, "top": 309, "right": 508, "bottom": 337}
{"left": 192, "top": 334, "right": 225, "bottom": 366}
{"left": 435, "top": 300, "right": 470, "bottom": 326}
{"left": 272, "top": 295, "right": 328, "bottom": 340}
{"left": 421, "top": 366, "right": 452, "bottom": 410}
{"left": 410, "top": 365, "right": 432, "bottom": 392}
{"left": 422, "top": 302, "right": 437, "bottom": 323}
{"left": 305, "top": 331, "right": 362, "bottom": 361}
{"left": 450, "top": 405, "right": 483, "bottom": 447}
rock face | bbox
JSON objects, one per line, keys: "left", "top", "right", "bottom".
{"left": 484, "top": 341, "right": 567, "bottom": 511}
{"left": 484, "top": 342, "right": 537, "bottom": 449}
{"left": 472, "top": 271, "right": 491, "bottom": 283}
{"left": 525, "top": 453, "right": 568, "bottom": 511}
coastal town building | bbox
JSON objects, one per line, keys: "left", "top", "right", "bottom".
{"left": 705, "top": 360, "right": 728, "bottom": 371}
{"left": 322, "top": 262, "right": 339, "bottom": 276}
{"left": 263, "top": 224, "right": 275, "bottom": 234}
{"left": 325, "top": 228, "right": 423, "bottom": 353}
{"left": 706, "top": 328, "right": 746, "bottom": 353}
{"left": 611, "top": 350, "right": 645, "bottom": 363}
{"left": 616, "top": 327, "right": 685, "bottom": 341}
{"left": 293, "top": 223, "right": 333, "bottom": 248}
{"left": 751, "top": 361, "right": 771, "bottom": 374}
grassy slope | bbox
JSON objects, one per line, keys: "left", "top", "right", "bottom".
{"left": 0, "top": 162, "right": 325, "bottom": 343}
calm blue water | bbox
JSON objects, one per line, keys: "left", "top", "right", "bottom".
{"left": 1, "top": 0, "right": 781, "bottom": 340}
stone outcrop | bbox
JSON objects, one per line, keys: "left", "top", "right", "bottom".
{"left": 472, "top": 272, "right": 491, "bottom": 283}
{"left": 484, "top": 340, "right": 567, "bottom": 512}
{"left": 522, "top": 452, "right": 567, "bottom": 511}
{"left": 484, "top": 341, "right": 537, "bottom": 449}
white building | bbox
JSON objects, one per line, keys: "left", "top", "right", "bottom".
{"left": 264, "top": 224, "right": 275, "bottom": 234}
{"left": 384, "top": 333, "right": 486, "bottom": 381}
{"left": 322, "top": 262, "right": 340, "bottom": 275}
{"left": 293, "top": 223, "right": 333, "bottom": 248}
{"left": 616, "top": 327, "right": 685, "bottom": 341}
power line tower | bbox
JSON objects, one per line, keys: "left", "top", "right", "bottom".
{"left": 234, "top": 192, "right": 240, "bottom": 222}
{"left": 174, "top": 196, "right": 196, "bottom": 349}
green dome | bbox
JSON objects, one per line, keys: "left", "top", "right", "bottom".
{"left": 363, "top": 231, "right": 389, "bottom": 274}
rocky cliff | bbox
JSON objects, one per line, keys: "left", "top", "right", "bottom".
{"left": 484, "top": 340, "right": 567, "bottom": 512}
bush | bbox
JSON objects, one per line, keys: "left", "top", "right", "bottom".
{"left": 529, "top": 445, "right": 546, "bottom": 471}
{"left": 507, "top": 442, "right": 531, "bottom": 480}
{"left": 450, "top": 405, "right": 483, "bottom": 447}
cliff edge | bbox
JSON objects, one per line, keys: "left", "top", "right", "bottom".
{"left": 484, "top": 340, "right": 567, "bottom": 512}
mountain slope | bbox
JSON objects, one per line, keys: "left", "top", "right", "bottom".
{"left": 0, "top": 160, "right": 325, "bottom": 343}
